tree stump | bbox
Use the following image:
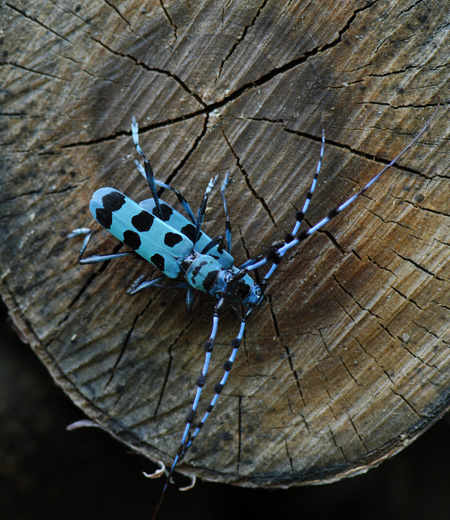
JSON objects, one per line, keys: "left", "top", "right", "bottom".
{"left": 2, "top": 0, "right": 450, "bottom": 488}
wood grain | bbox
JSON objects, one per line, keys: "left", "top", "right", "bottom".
{"left": 1, "top": 0, "right": 450, "bottom": 488}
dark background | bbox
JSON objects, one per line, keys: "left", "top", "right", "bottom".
{"left": 1, "top": 298, "right": 449, "bottom": 520}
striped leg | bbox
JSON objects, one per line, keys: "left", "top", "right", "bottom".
{"left": 135, "top": 160, "right": 197, "bottom": 225}
{"left": 186, "top": 286, "right": 194, "bottom": 313}
{"left": 275, "top": 104, "right": 439, "bottom": 259}
{"left": 241, "top": 129, "right": 325, "bottom": 276}
{"left": 69, "top": 228, "right": 134, "bottom": 264}
{"left": 133, "top": 122, "right": 231, "bottom": 237}
{"left": 194, "top": 175, "right": 218, "bottom": 244}
{"left": 127, "top": 275, "right": 169, "bottom": 294}
{"left": 197, "top": 173, "right": 231, "bottom": 256}
{"left": 152, "top": 297, "right": 225, "bottom": 520}
{"left": 200, "top": 235, "right": 225, "bottom": 255}
{"left": 71, "top": 230, "right": 189, "bottom": 296}
{"left": 238, "top": 130, "right": 325, "bottom": 272}
{"left": 220, "top": 172, "right": 232, "bottom": 253}
{"left": 291, "top": 129, "right": 325, "bottom": 237}
{"left": 245, "top": 104, "right": 439, "bottom": 277}
{"left": 131, "top": 117, "right": 163, "bottom": 220}
{"left": 169, "top": 173, "right": 232, "bottom": 450}
{"left": 260, "top": 128, "right": 325, "bottom": 285}
{"left": 180, "top": 310, "right": 251, "bottom": 459}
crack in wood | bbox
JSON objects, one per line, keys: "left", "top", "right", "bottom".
{"left": 164, "top": 114, "right": 209, "bottom": 187}
{"left": 329, "top": 425, "right": 349, "bottom": 462}
{"left": 6, "top": 2, "right": 71, "bottom": 43}
{"left": 89, "top": 35, "right": 205, "bottom": 107}
{"left": 333, "top": 296, "right": 357, "bottom": 325}
{"left": 346, "top": 413, "right": 369, "bottom": 453}
{"left": 248, "top": 114, "right": 434, "bottom": 189}
{"left": 4, "top": 61, "right": 63, "bottom": 81}
{"left": 103, "top": 0, "right": 132, "bottom": 30}
{"left": 390, "top": 285, "right": 425, "bottom": 311}
{"left": 366, "top": 255, "right": 398, "bottom": 278}
{"left": 105, "top": 296, "right": 156, "bottom": 391}
{"left": 154, "top": 314, "right": 198, "bottom": 419}
{"left": 215, "top": 0, "right": 268, "bottom": 81}
{"left": 338, "top": 354, "right": 361, "bottom": 388}
{"left": 67, "top": 241, "right": 125, "bottom": 310}
{"left": 332, "top": 273, "right": 383, "bottom": 321}
{"left": 284, "top": 438, "right": 294, "bottom": 473}
{"left": 394, "top": 250, "right": 445, "bottom": 281}
{"left": 158, "top": 0, "right": 178, "bottom": 43}
{"left": 54, "top": 2, "right": 393, "bottom": 156}
{"left": 221, "top": 128, "right": 278, "bottom": 228}
{"left": 266, "top": 294, "right": 306, "bottom": 408}
{"left": 389, "top": 387, "right": 421, "bottom": 418}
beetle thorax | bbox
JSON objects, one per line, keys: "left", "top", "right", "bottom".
{"left": 182, "top": 252, "right": 261, "bottom": 306}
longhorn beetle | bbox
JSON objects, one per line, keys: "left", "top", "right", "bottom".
{"left": 71, "top": 102, "right": 438, "bottom": 518}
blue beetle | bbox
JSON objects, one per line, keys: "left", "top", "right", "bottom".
{"left": 71, "top": 106, "right": 438, "bottom": 519}
{"left": 89, "top": 187, "right": 261, "bottom": 304}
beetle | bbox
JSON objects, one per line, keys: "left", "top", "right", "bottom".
{"left": 71, "top": 104, "right": 438, "bottom": 518}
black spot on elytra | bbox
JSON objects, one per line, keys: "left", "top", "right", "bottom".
{"left": 123, "top": 230, "right": 141, "bottom": 250}
{"left": 132, "top": 210, "right": 154, "bottom": 232}
{"left": 153, "top": 202, "right": 173, "bottom": 221}
{"left": 151, "top": 253, "right": 165, "bottom": 271}
{"left": 203, "top": 269, "right": 219, "bottom": 292}
{"left": 96, "top": 207, "right": 112, "bottom": 229}
{"left": 181, "top": 223, "right": 201, "bottom": 242}
{"left": 102, "top": 191, "right": 126, "bottom": 212}
{"left": 164, "top": 232, "right": 183, "bottom": 247}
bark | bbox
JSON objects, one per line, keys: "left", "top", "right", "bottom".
{"left": 1, "top": 0, "right": 450, "bottom": 487}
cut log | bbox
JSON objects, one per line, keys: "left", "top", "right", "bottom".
{"left": 1, "top": 0, "right": 450, "bottom": 488}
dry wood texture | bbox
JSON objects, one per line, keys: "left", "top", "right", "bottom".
{"left": 1, "top": 0, "right": 450, "bottom": 488}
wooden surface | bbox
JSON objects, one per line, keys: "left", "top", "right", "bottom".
{"left": 1, "top": 0, "right": 450, "bottom": 488}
